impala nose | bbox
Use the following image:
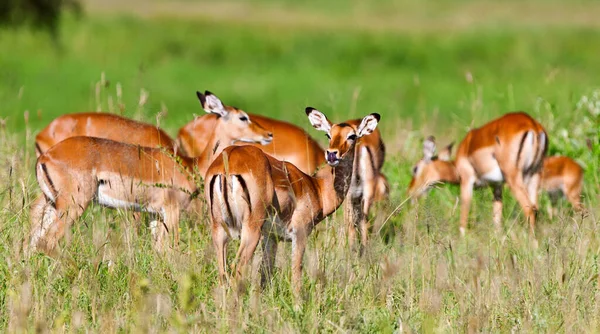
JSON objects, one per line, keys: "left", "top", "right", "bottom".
{"left": 267, "top": 132, "right": 273, "bottom": 138}
{"left": 326, "top": 150, "right": 339, "bottom": 165}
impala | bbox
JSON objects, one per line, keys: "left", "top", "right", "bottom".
{"left": 28, "top": 91, "right": 272, "bottom": 254}
{"left": 541, "top": 155, "right": 584, "bottom": 212}
{"left": 205, "top": 108, "right": 380, "bottom": 292}
{"left": 179, "top": 111, "right": 389, "bottom": 252}
{"left": 35, "top": 112, "right": 177, "bottom": 157}
{"left": 408, "top": 112, "right": 547, "bottom": 235}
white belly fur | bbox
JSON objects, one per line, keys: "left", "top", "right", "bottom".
{"left": 481, "top": 165, "right": 504, "bottom": 183}
{"left": 97, "top": 188, "right": 145, "bottom": 212}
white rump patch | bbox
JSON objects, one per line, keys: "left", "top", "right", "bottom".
{"left": 519, "top": 131, "right": 535, "bottom": 169}
{"left": 481, "top": 166, "right": 504, "bottom": 183}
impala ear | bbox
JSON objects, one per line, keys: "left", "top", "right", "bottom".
{"left": 438, "top": 142, "right": 454, "bottom": 161}
{"left": 356, "top": 113, "right": 380, "bottom": 138}
{"left": 423, "top": 136, "right": 436, "bottom": 162}
{"left": 305, "top": 107, "right": 332, "bottom": 133}
{"left": 198, "top": 90, "right": 228, "bottom": 117}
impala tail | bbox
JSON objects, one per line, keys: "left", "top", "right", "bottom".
{"left": 207, "top": 147, "right": 275, "bottom": 233}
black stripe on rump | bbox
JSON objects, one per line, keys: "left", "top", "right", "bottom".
{"left": 40, "top": 163, "right": 58, "bottom": 200}
{"left": 209, "top": 175, "right": 217, "bottom": 215}
{"left": 515, "top": 131, "right": 529, "bottom": 168}
{"left": 234, "top": 174, "right": 252, "bottom": 214}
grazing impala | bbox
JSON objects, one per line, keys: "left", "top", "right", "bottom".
{"left": 408, "top": 112, "right": 547, "bottom": 235}
{"left": 408, "top": 142, "right": 583, "bottom": 218}
{"left": 205, "top": 108, "right": 380, "bottom": 292}
{"left": 28, "top": 91, "right": 272, "bottom": 254}
{"left": 179, "top": 112, "right": 389, "bottom": 252}
{"left": 541, "top": 155, "right": 584, "bottom": 212}
{"left": 35, "top": 112, "right": 177, "bottom": 157}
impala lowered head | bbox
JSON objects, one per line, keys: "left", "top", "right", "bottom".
{"left": 305, "top": 107, "right": 380, "bottom": 166}
{"left": 197, "top": 90, "right": 273, "bottom": 145}
{"left": 408, "top": 136, "right": 457, "bottom": 197}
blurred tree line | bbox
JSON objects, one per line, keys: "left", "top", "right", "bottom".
{"left": 0, "top": 0, "right": 82, "bottom": 38}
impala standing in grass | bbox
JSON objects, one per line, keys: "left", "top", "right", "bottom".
{"left": 28, "top": 91, "right": 272, "bottom": 254}
{"left": 205, "top": 107, "right": 380, "bottom": 292}
{"left": 408, "top": 112, "right": 547, "bottom": 235}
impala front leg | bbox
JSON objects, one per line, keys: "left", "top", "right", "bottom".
{"left": 290, "top": 226, "right": 307, "bottom": 295}
{"left": 491, "top": 184, "right": 503, "bottom": 231}
{"left": 459, "top": 177, "right": 475, "bottom": 236}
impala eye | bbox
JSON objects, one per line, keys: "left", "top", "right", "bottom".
{"left": 239, "top": 116, "right": 248, "bottom": 122}
{"left": 347, "top": 134, "right": 357, "bottom": 141}
{"left": 412, "top": 166, "right": 418, "bottom": 175}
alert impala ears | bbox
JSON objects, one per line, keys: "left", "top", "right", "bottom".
{"left": 423, "top": 136, "right": 436, "bottom": 162}
{"left": 356, "top": 113, "right": 380, "bottom": 138}
{"left": 306, "top": 107, "right": 332, "bottom": 134}
{"left": 438, "top": 142, "right": 454, "bottom": 161}
{"left": 197, "top": 90, "right": 228, "bottom": 117}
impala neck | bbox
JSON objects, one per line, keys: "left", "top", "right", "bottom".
{"left": 436, "top": 160, "right": 460, "bottom": 184}
{"left": 315, "top": 146, "right": 356, "bottom": 217}
{"left": 195, "top": 118, "right": 232, "bottom": 175}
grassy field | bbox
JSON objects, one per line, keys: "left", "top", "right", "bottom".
{"left": 1, "top": 0, "right": 600, "bottom": 332}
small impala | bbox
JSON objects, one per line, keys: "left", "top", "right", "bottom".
{"left": 408, "top": 112, "right": 547, "bottom": 235}
{"left": 541, "top": 155, "right": 584, "bottom": 213}
{"left": 179, "top": 111, "right": 389, "bottom": 253}
{"left": 28, "top": 91, "right": 272, "bottom": 254}
{"left": 35, "top": 112, "right": 177, "bottom": 157}
{"left": 205, "top": 108, "right": 380, "bottom": 292}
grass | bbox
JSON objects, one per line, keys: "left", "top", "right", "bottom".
{"left": 1, "top": 1, "right": 600, "bottom": 331}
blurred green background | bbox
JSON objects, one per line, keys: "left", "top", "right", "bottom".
{"left": 2, "top": 0, "right": 600, "bottom": 148}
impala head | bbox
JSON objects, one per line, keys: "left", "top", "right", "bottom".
{"left": 306, "top": 107, "right": 380, "bottom": 167}
{"left": 408, "top": 136, "right": 455, "bottom": 197}
{"left": 197, "top": 90, "right": 273, "bottom": 145}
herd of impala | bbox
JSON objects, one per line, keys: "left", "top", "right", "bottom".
{"left": 26, "top": 90, "right": 584, "bottom": 292}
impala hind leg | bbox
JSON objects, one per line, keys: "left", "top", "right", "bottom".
{"left": 233, "top": 221, "right": 262, "bottom": 280}
{"left": 31, "top": 195, "right": 89, "bottom": 254}
{"left": 260, "top": 235, "right": 279, "bottom": 287}
{"left": 150, "top": 205, "right": 180, "bottom": 252}
{"left": 505, "top": 173, "right": 536, "bottom": 235}
{"left": 212, "top": 223, "right": 230, "bottom": 285}
{"left": 359, "top": 188, "right": 375, "bottom": 254}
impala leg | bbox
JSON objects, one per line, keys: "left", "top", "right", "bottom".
{"left": 35, "top": 195, "right": 88, "bottom": 254}
{"left": 459, "top": 177, "right": 475, "bottom": 236}
{"left": 234, "top": 222, "right": 261, "bottom": 280}
{"left": 260, "top": 235, "right": 279, "bottom": 288}
{"left": 566, "top": 182, "right": 583, "bottom": 212}
{"left": 212, "top": 223, "right": 230, "bottom": 285}
{"left": 526, "top": 173, "right": 541, "bottom": 213}
{"left": 505, "top": 173, "right": 536, "bottom": 236}
{"left": 290, "top": 227, "right": 307, "bottom": 295}
{"left": 343, "top": 197, "right": 359, "bottom": 251}
{"left": 491, "top": 184, "right": 503, "bottom": 231}
{"left": 359, "top": 193, "right": 374, "bottom": 255}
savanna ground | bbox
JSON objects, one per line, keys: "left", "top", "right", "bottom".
{"left": 1, "top": 0, "right": 600, "bottom": 331}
